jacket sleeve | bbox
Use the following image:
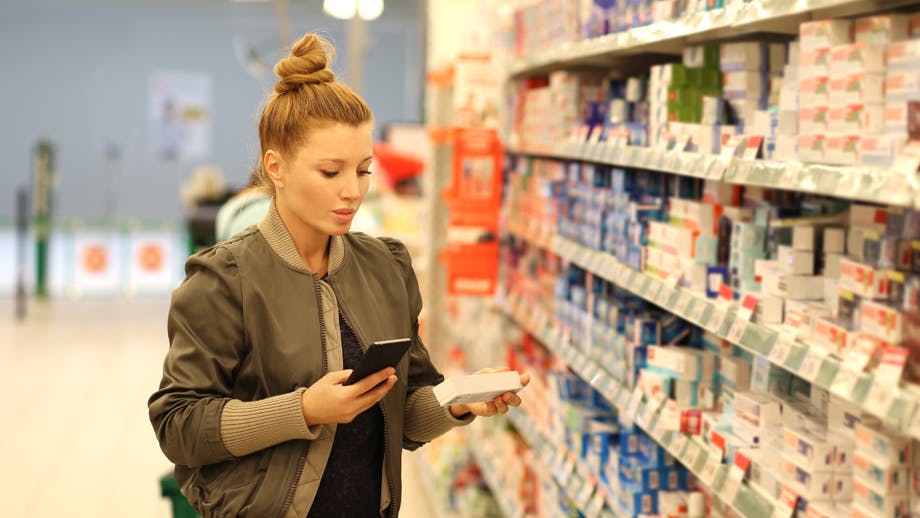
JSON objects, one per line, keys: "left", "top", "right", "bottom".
{"left": 148, "top": 245, "right": 315, "bottom": 467}
{"left": 379, "top": 238, "right": 475, "bottom": 450}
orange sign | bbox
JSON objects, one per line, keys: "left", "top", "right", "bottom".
{"left": 82, "top": 244, "right": 108, "bottom": 273}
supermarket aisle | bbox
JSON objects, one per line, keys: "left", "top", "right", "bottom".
{"left": 0, "top": 298, "right": 437, "bottom": 517}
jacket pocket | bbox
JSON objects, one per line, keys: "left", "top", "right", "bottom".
{"left": 187, "top": 447, "right": 274, "bottom": 516}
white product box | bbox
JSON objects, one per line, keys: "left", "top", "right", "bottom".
{"left": 800, "top": 19, "right": 853, "bottom": 49}
{"left": 778, "top": 245, "right": 815, "bottom": 275}
{"left": 824, "top": 252, "right": 844, "bottom": 278}
{"left": 751, "top": 292, "right": 784, "bottom": 325}
{"left": 853, "top": 477, "right": 909, "bottom": 517}
{"left": 719, "top": 356, "right": 752, "bottom": 391}
{"left": 433, "top": 371, "right": 524, "bottom": 406}
{"left": 762, "top": 271, "right": 824, "bottom": 300}
{"left": 775, "top": 134, "right": 798, "bottom": 161}
{"left": 886, "top": 70, "right": 920, "bottom": 101}
{"left": 829, "top": 73, "right": 885, "bottom": 106}
{"left": 812, "top": 315, "right": 851, "bottom": 355}
{"left": 860, "top": 134, "right": 903, "bottom": 166}
{"left": 887, "top": 39, "right": 920, "bottom": 69}
{"left": 783, "top": 426, "right": 837, "bottom": 472}
{"left": 780, "top": 453, "right": 835, "bottom": 501}
{"left": 827, "top": 104, "right": 884, "bottom": 134}
{"left": 834, "top": 473, "right": 854, "bottom": 501}
{"left": 885, "top": 101, "right": 913, "bottom": 133}
{"left": 799, "top": 105, "right": 829, "bottom": 133}
{"left": 824, "top": 134, "right": 861, "bottom": 165}
{"left": 824, "top": 227, "right": 846, "bottom": 254}
{"left": 850, "top": 205, "right": 888, "bottom": 227}
{"left": 736, "top": 391, "right": 783, "bottom": 427}
{"left": 854, "top": 14, "right": 910, "bottom": 44}
{"left": 799, "top": 77, "right": 830, "bottom": 107}
{"left": 829, "top": 42, "right": 887, "bottom": 75}
{"left": 797, "top": 134, "right": 826, "bottom": 162}
{"left": 831, "top": 433, "right": 856, "bottom": 472}
{"left": 827, "top": 395, "right": 862, "bottom": 440}
{"left": 800, "top": 48, "right": 831, "bottom": 74}
{"left": 839, "top": 257, "right": 888, "bottom": 299}
{"left": 853, "top": 449, "right": 910, "bottom": 493}
{"left": 732, "top": 417, "right": 775, "bottom": 447}
{"left": 646, "top": 346, "right": 714, "bottom": 381}
{"left": 777, "top": 109, "right": 798, "bottom": 135}
{"left": 723, "top": 71, "right": 765, "bottom": 96}
{"left": 854, "top": 423, "right": 912, "bottom": 466}
{"left": 790, "top": 225, "right": 817, "bottom": 251}
{"left": 859, "top": 300, "right": 903, "bottom": 342}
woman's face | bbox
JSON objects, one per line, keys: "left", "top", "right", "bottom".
{"left": 267, "top": 122, "right": 374, "bottom": 242}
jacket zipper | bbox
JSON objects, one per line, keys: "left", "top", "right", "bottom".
{"left": 339, "top": 307, "right": 398, "bottom": 517}
{"left": 278, "top": 274, "right": 328, "bottom": 518}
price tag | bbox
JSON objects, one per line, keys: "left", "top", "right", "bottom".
{"left": 707, "top": 308, "right": 727, "bottom": 333}
{"left": 671, "top": 292, "right": 690, "bottom": 315}
{"left": 623, "top": 387, "right": 645, "bottom": 428}
{"left": 864, "top": 380, "right": 897, "bottom": 414}
{"left": 830, "top": 367, "right": 860, "bottom": 399}
{"left": 700, "top": 455, "right": 722, "bottom": 486}
{"left": 558, "top": 455, "right": 577, "bottom": 487}
{"left": 651, "top": 411, "right": 670, "bottom": 440}
{"left": 584, "top": 486, "right": 607, "bottom": 518}
{"left": 683, "top": 442, "right": 702, "bottom": 468}
{"left": 689, "top": 299, "right": 708, "bottom": 323}
{"left": 875, "top": 349, "right": 909, "bottom": 385}
{"left": 768, "top": 339, "right": 794, "bottom": 365}
{"left": 721, "top": 476, "right": 741, "bottom": 504}
{"left": 671, "top": 434, "right": 689, "bottom": 458}
{"left": 727, "top": 318, "right": 747, "bottom": 344}
{"left": 575, "top": 475, "right": 597, "bottom": 509}
{"left": 798, "top": 349, "right": 825, "bottom": 381}
{"left": 770, "top": 486, "right": 799, "bottom": 518}
{"left": 638, "top": 397, "right": 663, "bottom": 429}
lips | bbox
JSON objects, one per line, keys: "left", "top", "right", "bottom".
{"left": 332, "top": 209, "right": 355, "bottom": 216}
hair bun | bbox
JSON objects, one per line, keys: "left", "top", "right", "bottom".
{"left": 273, "top": 34, "right": 335, "bottom": 94}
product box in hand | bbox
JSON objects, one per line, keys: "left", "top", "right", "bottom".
{"left": 432, "top": 371, "right": 524, "bottom": 407}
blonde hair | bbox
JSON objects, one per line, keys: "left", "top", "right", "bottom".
{"left": 256, "top": 33, "right": 373, "bottom": 195}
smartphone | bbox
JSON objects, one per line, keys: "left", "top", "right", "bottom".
{"left": 343, "top": 338, "right": 412, "bottom": 385}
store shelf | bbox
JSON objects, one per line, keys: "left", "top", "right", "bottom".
{"left": 509, "top": 0, "right": 920, "bottom": 78}
{"left": 537, "top": 233, "right": 920, "bottom": 438}
{"left": 466, "top": 427, "right": 530, "bottom": 518}
{"left": 501, "top": 297, "right": 772, "bottom": 518}
{"left": 507, "top": 145, "right": 920, "bottom": 209}
{"left": 410, "top": 453, "right": 458, "bottom": 518}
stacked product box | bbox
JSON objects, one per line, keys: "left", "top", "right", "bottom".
{"left": 604, "top": 75, "right": 650, "bottom": 147}
{"left": 721, "top": 41, "right": 784, "bottom": 138}
{"left": 797, "top": 18, "right": 853, "bottom": 164}
{"left": 879, "top": 15, "right": 920, "bottom": 164}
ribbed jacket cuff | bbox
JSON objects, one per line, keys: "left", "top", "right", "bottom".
{"left": 404, "top": 386, "right": 475, "bottom": 443}
{"left": 220, "top": 388, "right": 320, "bottom": 457}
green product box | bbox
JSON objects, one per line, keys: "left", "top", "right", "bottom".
{"left": 686, "top": 67, "right": 702, "bottom": 87}
{"left": 704, "top": 45, "right": 720, "bottom": 68}
{"left": 701, "top": 68, "right": 723, "bottom": 90}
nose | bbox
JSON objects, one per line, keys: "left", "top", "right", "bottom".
{"left": 340, "top": 172, "right": 361, "bottom": 200}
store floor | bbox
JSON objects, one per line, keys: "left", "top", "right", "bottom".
{"left": 0, "top": 298, "right": 436, "bottom": 517}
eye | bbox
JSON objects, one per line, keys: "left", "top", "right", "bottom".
{"left": 321, "top": 170, "right": 338, "bottom": 177}
{"left": 358, "top": 170, "right": 373, "bottom": 176}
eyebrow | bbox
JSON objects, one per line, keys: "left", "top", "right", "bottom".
{"left": 317, "top": 156, "right": 374, "bottom": 163}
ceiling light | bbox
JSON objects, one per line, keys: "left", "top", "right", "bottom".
{"left": 323, "top": 0, "right": 357, "bottom": 20}
{"left": 358, "top": 0, "right": 383, "bottom": 20}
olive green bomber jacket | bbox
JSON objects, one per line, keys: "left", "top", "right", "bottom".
{"left": 148, "top": 203, "right": 473, "bottom": 517}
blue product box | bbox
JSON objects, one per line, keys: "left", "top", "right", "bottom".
{"left": 660, "top": 314, "right": 690, "bottom": 344}
{"left": 663, "top": 467, "right": 690, "bottom": 490}
{"left": 619, "top": 429, "right": 642, "bottom": 457}
{"left": 705, "top": 265, "right": 728, "bottom": 298}
{"left": 619, "top": 483, "right": 659, "bottom": 515}
{"left": 626, "top": 317, "right": 660, "bottom": 345}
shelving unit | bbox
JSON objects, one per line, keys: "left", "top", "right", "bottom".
{"left": 507, "top": 146, "right": 920, "bottom": 208}
{"left": 510, "top": 0, "right": 920, "bottom": 78}
{"left": 500, "top": 297, "right": 773, "bottom": 517}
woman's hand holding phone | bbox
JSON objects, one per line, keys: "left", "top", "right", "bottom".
{"left": 301, "top": 368, "right": 397, "bottom": 426}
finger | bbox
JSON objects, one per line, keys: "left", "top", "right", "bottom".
{"left": 328, "top": 370, "right": 354, "bottom": 384}
{"left": 520, "top": 373, "right": 532, "bottom": 387}
{"left": 493, "top": 399, "right": 509, "bottom": 413}
{"left": 473, "top": 367, "right": 495, "bottom": 375}
{"left": 502, "top": 392, "right": 522, "bottom": 406}
{"left": 352, "top": 367, "right": 397, "bottom": 394}
{"left": 356, "top": 375, "right": 397, "bottom": 407}
{"left": 483, "top": 401, "right": 497, "bottom": 416}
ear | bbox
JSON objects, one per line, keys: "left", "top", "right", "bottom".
{"left": 263, "top": 149, "right": 283, "bottom": 190}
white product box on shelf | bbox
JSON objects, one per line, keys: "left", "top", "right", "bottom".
{"left": 854, "top": 423, "right": 912, "bottom": 466}
{"left": 432, "top": 371, "right": 523, "bottom": 406}
{"left": 800, "top": 19, "right": 854, "bottom": 49}
{"left": 825, "top": 134, "right": 861, "bottom": 165}
{"left": 860, "top": 135, "right": 902, "bottom": 166}
{"left": 828, "top": 396, "right": 864, "bottom": 436}
{"left": 853, "top": 449, "right": 910, "bottom": 493}
{"left": 829, "top": 42, "right": 887, "bottom": 75}
{"left": 735, "top": 391, "right": 783, "bottom": 427}
{"left": 779, "top": 453, "right": 836, "bottom": 501}
{"left": 762, "top": 270, "right": 824, "bottom": 301}
{"left": 854, "top": 14, "right": 910, "bottom": 44}
{"left": 839, "top": 258, "right": 888, "bottom": 299}
{"left": 799, "top": 78, "right": 830, "bottom": 108}
{"left": 798, "top": 134, "right": 827, "bottom": 163}
{"left": 778, "top": 245, "right": 815, "bottom": 275}
{"left": 885, "top": 70, "right": 920, "bottom": 100}
{"left": 853, "top": 477, "right": 909, "bottom": 517}
{"left": 887, "top": 39, "right": 920, "bottom": 69}
{"left": 783, "top": 426, "right": 837, "bottom": 472}
{"left": 829, "top": 73, "right": 885, "bottom": 106}
{"left": 646, "top": 346, "right": 714, "bottom": 382}
{"left": 719, "top": 356, "right": 752, "bottom": 392}
{"left": 859, "top": 300, "right": 903, "bottom": 342}
{"left": 828, "top": 104, "right": 884, "bottom": 135}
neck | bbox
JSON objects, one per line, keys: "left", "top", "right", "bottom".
{"left": 276, "top": 201, "right": 331, "bottom": 275}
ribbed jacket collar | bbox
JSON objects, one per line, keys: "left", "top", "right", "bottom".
{"left": 257, "top": 199, "right": 345, "bottom": 275}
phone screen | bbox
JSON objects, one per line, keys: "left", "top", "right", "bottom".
{"left": 343, "top": 338, "right": 412, "bottom": 385}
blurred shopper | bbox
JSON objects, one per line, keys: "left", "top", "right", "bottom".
{"left": 149, "top": 33, "right": 529, "bottom": 518}
{"left": 214, "top": 170, "right": 270, "bottom": 242}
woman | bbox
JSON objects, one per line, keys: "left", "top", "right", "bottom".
{"left": 148, "top": 33, "right": 528, "bottom": 517}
